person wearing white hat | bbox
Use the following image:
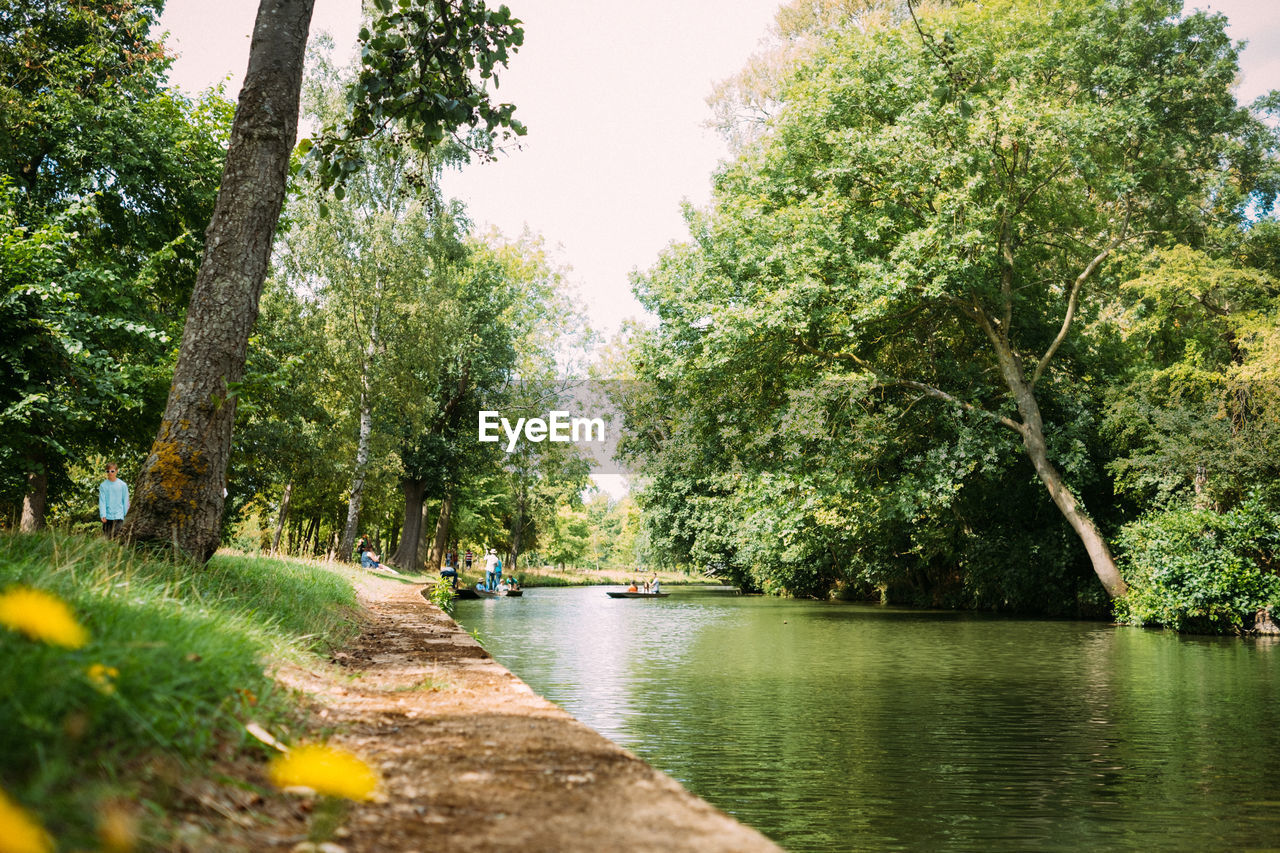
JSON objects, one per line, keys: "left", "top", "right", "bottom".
{"left": 484, "top": 548, "right": 499, "bottom": 591}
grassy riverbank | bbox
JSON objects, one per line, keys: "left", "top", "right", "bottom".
{"left": 0, "top": 532, "right": 365, "bottom": 849}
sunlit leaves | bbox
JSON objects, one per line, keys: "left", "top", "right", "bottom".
{"left": 306, "top": 0, "right": 527, "bottom": 194}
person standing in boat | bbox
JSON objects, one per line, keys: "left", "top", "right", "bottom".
{"left": 483, "top": 548, "right": 499, "bottom": 591}
{"left": 649, "top": 574, "right": 661, "bottom": 595}
{"left": 493, "top": 553, "right": 503, "bottom": 591}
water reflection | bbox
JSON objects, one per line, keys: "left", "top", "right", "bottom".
{"left": 454, "top": 587, "right": 1280, "bottom": 852}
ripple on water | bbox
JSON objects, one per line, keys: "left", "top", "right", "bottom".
{"left": 454, "top": 587, "right": 1280, "bottom": 852}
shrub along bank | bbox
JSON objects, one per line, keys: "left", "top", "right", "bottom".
{"left": 0, "top": 532, "right": 362, "bottom": 849}
{"left": 1115, "top": 497, "right": 1280, "bottom": 634}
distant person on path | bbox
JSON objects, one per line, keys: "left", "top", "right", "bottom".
{"left": 465, "top": 549, "right": 474, "bottom": 572}
{"left": 484, "top": 548, "right": 499, "bottom": 591}
{"left": 99, "top": 463, "right": 128, "bottom": 538}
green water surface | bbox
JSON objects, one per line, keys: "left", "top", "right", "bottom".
{"left": 453, "top": 586, "right": 1280, "bottom": 852}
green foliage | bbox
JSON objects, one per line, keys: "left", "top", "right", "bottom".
{"left": 0, "top": 0, "right": 232, "bottom": 516}
{"left": 428, "top": 579, "right": 457, "bottom": 613}
{"left": 0, "top": 532, "right": 360, "bottom": 846}
{"left": 307, "top": 0, "right": 527, "bottom": 192}
{"left": 623, "top": 0, "right": 1277, "bottom": 609}
{"left": 1104, "top": 243, "right": 1280, "bottom": 510}
{"left": 1115, "top": 497, "right": 1280, "bottom": 633}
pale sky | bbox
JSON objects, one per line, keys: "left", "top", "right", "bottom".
{"left": 158, "top": 0, "right": 1278, "bottom": 340}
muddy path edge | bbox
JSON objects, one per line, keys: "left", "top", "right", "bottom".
{"left": 271, "top": 573, "right": 785, "bottom": 853}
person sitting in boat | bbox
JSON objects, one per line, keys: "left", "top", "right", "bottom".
{"left": 505, "top": 576, "right": 521, "bottom": 591}
{"left": 627, "top": 581, "right": 638, "bottom": 593}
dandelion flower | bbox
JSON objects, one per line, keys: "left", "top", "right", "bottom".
{"left": 87, "top": 663, "right": 120, "bottom": 695}
{"left": 0, "top": 788, "right": 54, "bottom": 853}
{"left": 0, "top": 587, "right": 88, "bottom": 649}
{"left": 269, "top": 744, "right": 379, "bottom": 801}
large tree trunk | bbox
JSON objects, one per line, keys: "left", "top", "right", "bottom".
{"left": 427, "top": 494, "right": 453, "bottom": 571}
{"left": 417, "top": 501, "right": 433, "bottom": 565}
{"left": 271, "top": 480, "right": 292, "bottom": 554}
{"left": 390, "top": 478, "right": 427, "bottom": 569}
{"left": 992, "top": 337, "right": 1127, "bottom": 599}
{"left": 121, "top": 0, "right": 315, "bottom": 561}
{"left": 19, "top": 464, "right": 47, "bottom": 532}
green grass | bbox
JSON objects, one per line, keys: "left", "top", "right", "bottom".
{"left": 0, "top": 531, "right": 362, "bottom": 849}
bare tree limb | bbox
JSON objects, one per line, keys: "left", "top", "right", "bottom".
{"left": 1031, "top": 201, "right": 1132, "bottom": 387}
{"left": 890, "top": 379, "right": 1026, "bottom": 435}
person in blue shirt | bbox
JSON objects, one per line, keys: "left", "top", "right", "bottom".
{"left": 99, "top": 463, "right": 129, "bottom": 538}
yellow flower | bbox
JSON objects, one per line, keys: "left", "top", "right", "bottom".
{"left": 87, "top": 663, "right": 120, "bottom": 695}
{"left": 268, "top": 744, "right": 379, "bottom": 801}
{"left": 0, "top": 587, "right": 88, "bottom": 649}
{"left": 0, "top": 788, "right": 54, "bottom": 853}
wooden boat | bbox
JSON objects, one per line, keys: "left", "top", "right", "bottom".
{"left": 457, "top": 587, "right": 523, "bottom": 599}
{"left": 606, "top": 591, "right": 670, "bottom": 598}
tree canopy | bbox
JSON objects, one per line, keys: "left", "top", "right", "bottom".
{"left": 622, "top": 0, "right": 1280, "bottom": 617}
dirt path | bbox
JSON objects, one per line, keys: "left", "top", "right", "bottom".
{"left": 264, "top": 573, "right": 784, "bottom": 852}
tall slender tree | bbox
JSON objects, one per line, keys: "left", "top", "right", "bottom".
{"left": 121, "top": 0, "right": 525, "bottom": 559}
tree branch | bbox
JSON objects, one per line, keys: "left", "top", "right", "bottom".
{"left": 1031, "top": 201, "right": 1132, "bottom": 387}
{"left": 889, "top": 379, "right": 1026, "bottom": 435}
{"left": 787, "top": 334, "right": 1024, "bottom": 435}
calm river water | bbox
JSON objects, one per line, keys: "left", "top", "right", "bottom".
{"left": 453, "top": 586, "right": 1280, "bottom": 852}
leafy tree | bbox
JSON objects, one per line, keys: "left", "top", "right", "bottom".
{"left": 388, "top": 234, "right": 584, "bottom": 570}
{"left": 1, "top": 0, "right": 231, "bottom": 526}
{"left": 1105, "top": 241, "right": 1280, "bottom": 510}
{"left": 627, "top": 0, "right": 1277, "bottom": 602}
{"left": 122, "top": 0, "right": 526, "bottom": 560}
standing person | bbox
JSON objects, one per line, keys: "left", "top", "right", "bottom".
{"left": 99, "top": 463, "right": 129, "bottom": 538}
{"left": 493, "top": 553, "right": 503, "bottom": 591}
{"left": 464, "top": 549, "right": 474, "bottom": 573}
{"left": 484, "top": 548, "right": 499, "bottom": 591}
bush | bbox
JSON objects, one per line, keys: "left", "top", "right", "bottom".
{"left": 1115, "top": 496, "right": 1280, "bottom": 633}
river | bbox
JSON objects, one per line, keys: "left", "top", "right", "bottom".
{"left": 452, "top": 586, "right": 1280, "bottom": 851}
